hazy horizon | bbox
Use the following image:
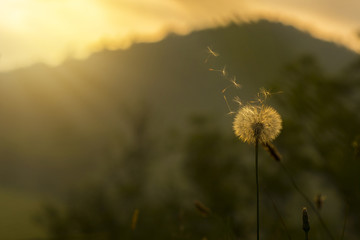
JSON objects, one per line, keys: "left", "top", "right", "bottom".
{"left": 1, "top": 0, "right": 360, "bottom": 72}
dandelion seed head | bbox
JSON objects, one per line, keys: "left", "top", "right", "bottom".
{"left": 233, "top": 105, "right": 282, "bottom": 144}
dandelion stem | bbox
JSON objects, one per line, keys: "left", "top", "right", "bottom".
{"left": 255, "top": 138, "right": 260, "bottom": 240}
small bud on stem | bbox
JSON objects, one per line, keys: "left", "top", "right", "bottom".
{"left": 302, "top": 207, "right": 310, "bottom": 240}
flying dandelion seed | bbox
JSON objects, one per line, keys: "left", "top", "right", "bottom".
{"left": 230, "top": 76, "right": 241, "bottom": 88}
{"left": 208, "top": 66, "right": 226, "bottom": 76}
{"left": 221, "top": 66, "right": 227, "bottom": 76}
{"left": 256, "top": 88, "right": 283, "bottom": 104}
{"left": 233, "top": 96, "right": 242, "bottom": 106}
{"left": 223, "top": 95, "right": 234, "bottom": 114}
{"left": 233, "top": 105, "right": 282, "bottom": 144}
{"left": 207, "top": 46, "right": 219, "bottom": 57}
{"left": 206, "top": 47, "right": 242, "bottom": 115}
{"left": 204, "top": 46, "right": 219, "bottom": 63}
{"left": 256, "top": 88, "right": 270, "bottom": 104}
{"left": 260, "top": 88, "right": 269, "bottom": 99}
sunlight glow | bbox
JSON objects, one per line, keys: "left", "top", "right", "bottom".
{"left": 1, "top": 0, "right": 359, "bottom": 71}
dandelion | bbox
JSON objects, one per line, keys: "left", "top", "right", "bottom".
{"left": 233, "top": 103, "right": 282, "bottom": 240}
{"left": 233, "top": 105, "right": 282, "bottom": 144}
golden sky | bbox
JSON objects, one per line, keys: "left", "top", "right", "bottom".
{"left": 1, "top": 0, "right": 360, "bottom": 72}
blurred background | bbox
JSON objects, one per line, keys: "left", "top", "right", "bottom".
{"left": 1, "top": 1, "right": 360, "bottom": 239}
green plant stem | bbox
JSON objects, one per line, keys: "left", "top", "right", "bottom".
{"left": 255, "top": 139, "right": 260, "bottom": 240}
{"left": 305, "top": 231, "right": 309, "bottom": 240}
{"left": 279, "top": 162, "right": 334, "bottom": 240}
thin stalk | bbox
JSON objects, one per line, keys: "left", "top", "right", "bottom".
{"left": 303, "top": 207, "right": 310, "bottom": 240}
{"left": 263, "top": 188, "right": 292, "bottom": 240}
{"left": 255, "top": 139, "right": 260, "bottom": 240}
{"left": 279, "top": 162, "right": 334, "bottom": 240}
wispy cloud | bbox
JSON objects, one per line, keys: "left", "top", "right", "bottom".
{"left": 0, "top": 0, "right": 359, "bottom": 71}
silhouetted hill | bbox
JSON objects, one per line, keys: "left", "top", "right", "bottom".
{"left": 0, "top": 20, "right": 357, "bottom": 195}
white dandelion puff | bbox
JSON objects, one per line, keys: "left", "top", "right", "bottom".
{"left": 233, "top": 105, "right": 282, "bottom": 144}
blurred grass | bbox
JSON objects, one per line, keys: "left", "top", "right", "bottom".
{"left": 0, "top": 187, "right": 47, "bottom": 239}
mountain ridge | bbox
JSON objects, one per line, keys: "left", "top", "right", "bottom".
{"left": 0, "top": 20, "right": 358, "bottom": 194}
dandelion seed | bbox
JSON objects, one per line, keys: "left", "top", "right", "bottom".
{"left": 233, "top": 96, "right": 243, "bottom": 106}
{"left": 209, "top": 66, "right": 226, "bottom": 76}
{"left": 207, "top": 46, "right": 219, "bottom": 57}
{"left": 260, "top": 88, "right": 271, "bottom": 99}
{"left": 256, "top": 88, "right": 283, "bottom": 104}
{"left": 233, "top": 105, "right": 282, "bottom": 144}
{"left": 230, "top": 76, "right": 241, "bottom": 89}
{"left": 221, "top": 66, "right": 226, "bottom": 76}
{"left": 204, "top": 47, "right": 219, "bottom": 63}
{"left": 223, "top": 95, "right": 233, "bottom": 114}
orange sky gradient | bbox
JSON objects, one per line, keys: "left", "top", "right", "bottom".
{"left": 1, "top": 0, "right": 360, "bottom": 72}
